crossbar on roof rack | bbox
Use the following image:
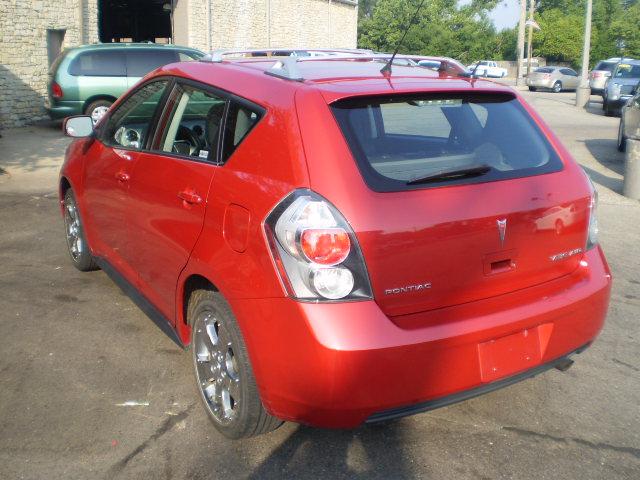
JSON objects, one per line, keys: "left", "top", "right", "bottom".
{"left": 264, "top": 57, "right": 304, "bottom": 82}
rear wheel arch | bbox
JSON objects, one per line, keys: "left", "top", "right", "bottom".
{"left": 82, "top": 95, "right": 117, "bottom": 114}
{"left": 181, "top": 274, "right": 219, "bottom": 335}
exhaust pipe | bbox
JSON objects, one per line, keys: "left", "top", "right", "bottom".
{"left": 555, "top": 358, "right": 574, "bottom": 372}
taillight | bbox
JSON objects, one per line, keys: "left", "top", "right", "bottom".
{"left": 52, "top": 81, "right": 63, "bottom": 99}
{"left": 264, "top": 190, "right": 372, "bottom": 301}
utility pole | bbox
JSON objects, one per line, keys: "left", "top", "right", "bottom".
{"left": 526, "top": 0, "right": 535, "bottom": 77}
{"left": 516, "top": 0, "right": 527, "bottom": 86}
{"left": 575, "top": 0, "right": 593, "bottom": 107}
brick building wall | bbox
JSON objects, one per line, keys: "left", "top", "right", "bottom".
{"left": 0, "top": 0, "right": 358, "bottom": 129}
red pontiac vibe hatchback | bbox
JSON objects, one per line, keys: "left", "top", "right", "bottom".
{"left": 59, "top": 54, "right": 612, "bottom": 439}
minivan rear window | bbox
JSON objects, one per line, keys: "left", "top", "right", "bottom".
{"left": 331, "top": 93, "right": 563, "bottom": 192}
{"left": 69, "top": 51, "right": 126, "bottom": 76}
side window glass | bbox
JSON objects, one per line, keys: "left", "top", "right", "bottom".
{"left": 125, "top": 50, "right": 178, "bottom": 77}
{"left": 160, "top": 84, "right": 226, "bottom": 160}
{"left": 69, "top": 51, "right": 126, "bottom": 76}
{"left": 102, "top": 80, "right": 168, "bottom": 150}
{"left": 221, "top": 102, "right": 261, "bottom": 163}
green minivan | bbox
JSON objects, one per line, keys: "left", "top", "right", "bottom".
{"left": 46, "top": 43, "right": 204, "bottom": 123}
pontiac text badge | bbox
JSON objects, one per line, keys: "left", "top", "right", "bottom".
{"left": 496, "top": 218, "right": 507, "bottom": 246}
{"left": 385, "top": 282, "right": 432, "bottom": 295}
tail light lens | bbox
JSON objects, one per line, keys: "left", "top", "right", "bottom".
{"left": 52, "top": 81, "right": 63, "bottom": 99}
{"left": 264, "top": 190, "right": 372, "bottom": 301}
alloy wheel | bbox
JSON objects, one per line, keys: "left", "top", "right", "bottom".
{"left": 63, "top": 195, "right": 83, "bottom": 260}
{"left": 193, "top": 311, "right": 241, "bottom": 425}
{"left": 91, "top": 106, "right": 110, "bottom": 124}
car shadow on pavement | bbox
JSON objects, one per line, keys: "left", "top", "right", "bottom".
{"left": 580, "top": 138, "right": 625, "bottom": 193}
{"left": 247, "top": 422, "right": 414, "bottom": 479}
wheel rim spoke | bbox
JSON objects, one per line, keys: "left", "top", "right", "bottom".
{"left": 193, "top": 310, "right": 240, "bottom": 425}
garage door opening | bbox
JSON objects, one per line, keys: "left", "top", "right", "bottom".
{"left": 98, "top": 0, "right": 173, "bottom": 43}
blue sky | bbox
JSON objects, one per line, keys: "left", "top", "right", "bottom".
{"left": 489, "top": 0, "right": 520, "bottom": 30}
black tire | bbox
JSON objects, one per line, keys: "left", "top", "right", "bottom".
{"left": 63, "top": 189, "right": 98, "bottom": 271}
{"left": 618, "top": 118, "right": 627, "bottom": 152}
{"left": 84, "top": 99, "right": 113, "bottom": 124}
{"left": 604, "top": 100, "right": 613, "bottom": 117}
{"left": 552, "top": 81, "right": 562, "bottom": 93}
{"left": 528, "top": 86, "right": 537, "bottom": 92}
{"left": 188, "top": 289, "right": 282, "bottom": 439}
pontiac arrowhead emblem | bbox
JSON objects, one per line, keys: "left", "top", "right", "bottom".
{"left": 497, "top": 219, "right": 507, "bottom": 246}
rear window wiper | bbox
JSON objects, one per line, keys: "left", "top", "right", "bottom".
{"left": 406, "top": 164, "right": 491, "bottom": 185}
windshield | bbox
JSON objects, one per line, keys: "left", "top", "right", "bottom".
{"left": 614, "top": 64, "right": 640, "bottom": 78}
{"left": 331, "top": 93, "right": 563, "bottom": 192}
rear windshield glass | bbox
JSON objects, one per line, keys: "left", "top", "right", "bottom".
{"left": 594, "top": 61, "right": 616, "bottom": 72}
{"left": 614, "top": 63, "right": 640, "bottom": 78}
{"left": 331, "top": 94, "right": 563, "bottom": 192}
{"left": 535, "top": 67, "right": 554, "bottom": 73}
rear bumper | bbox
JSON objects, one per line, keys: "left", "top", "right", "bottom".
{"left": 45, "top": 100, "right": 83, "bottom": 120}
{"left": 234, "top": 247, "right": 611, "bottom": 428}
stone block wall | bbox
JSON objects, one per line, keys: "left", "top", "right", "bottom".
{"left": 0, "top": 0, "right": 98, "bottom": 128}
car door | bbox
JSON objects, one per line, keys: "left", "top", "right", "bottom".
{"left": 561, "top": 68, "right": 579, "bottom": 89}
{"left": 83, "top": 79, "right": 170, "bottom": 280}
{"left": 125, "top": 81, "right": 226, "bottom": 321}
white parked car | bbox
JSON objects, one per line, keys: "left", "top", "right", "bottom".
{"left": 468, "top": 60, "right": 508, "bottom": 78}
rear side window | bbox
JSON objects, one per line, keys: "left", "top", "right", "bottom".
{"left": 69, "top": 51, "right": 126, "bottom": 76}
{"left": 331, "top": 94, "right": 563, "bottom": 192}
{"left": 125, "top": 50, "right": 179, "bottom": 77}
{"left": 221, "top": 102, "right": 261, "bottom": 163}
{"left": 535, "top": 67, "right": 554, "bottom": 73}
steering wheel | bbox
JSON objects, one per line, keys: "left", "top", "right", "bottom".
{"left": 172, "top": 125, "right": 201, "bottom": 156}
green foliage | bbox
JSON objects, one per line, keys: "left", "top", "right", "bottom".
{"left": 357, "top": 0, "right": 640, "bottom": 69}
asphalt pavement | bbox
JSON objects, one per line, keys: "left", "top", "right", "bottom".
{"left": 0, "top": 88, "right": 638, "bottom": 480}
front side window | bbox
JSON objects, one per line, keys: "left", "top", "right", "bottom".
{"left": 69, "top": 51, "right": 126, "bottom": 76}
{"left": 159, "top": 84, "right": 226, "bottom": 160}
{"left": 331, "top": 93, "right": 563, "bottom": 192}
{"left": 101, "top": 80, "right": 168, "bottom": 150}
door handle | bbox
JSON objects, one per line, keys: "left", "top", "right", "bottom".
{"left": 115, "top": 172, "right": 130, "bottom": 182}
{"left": 178, "top": 190, "right": 202, "bottom": 205}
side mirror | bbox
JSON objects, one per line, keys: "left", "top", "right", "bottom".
{"left": 63, "top": 116, "right": 94, "bottom": 138}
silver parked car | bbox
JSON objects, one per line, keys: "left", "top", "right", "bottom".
{"left": 527, "top": 66, "right": 579, "bottom": 93}
{"left": 590, "top": 58, "right": 625, "bottom": 95}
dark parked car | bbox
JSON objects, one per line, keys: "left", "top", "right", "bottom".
{"left": 46, "top": 43, "right": 203, "bottom": 123}
{"left": 618, "top": 80, "right": 640, "bottom": 151}
{"left": 603, "top": 60, "right": 640, "bottom": 117}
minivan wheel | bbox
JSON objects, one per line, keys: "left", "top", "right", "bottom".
{"left": 618, "top": 118, "right": 627, "bottom": 152}
{"left": 84, "top": 100, "right": 112, "bottom": 124}
{"left": 552, "top": 81, "right": 562, "bottom": 93}
{"left": 63, "top": 189, "right": 98, "bottom": 271}
{"left": 189, "top": 290, "right": 282, "bottom": 439}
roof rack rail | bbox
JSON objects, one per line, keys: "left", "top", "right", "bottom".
{"left": 264, "top": 57, "right": 304, "bottom": 82}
